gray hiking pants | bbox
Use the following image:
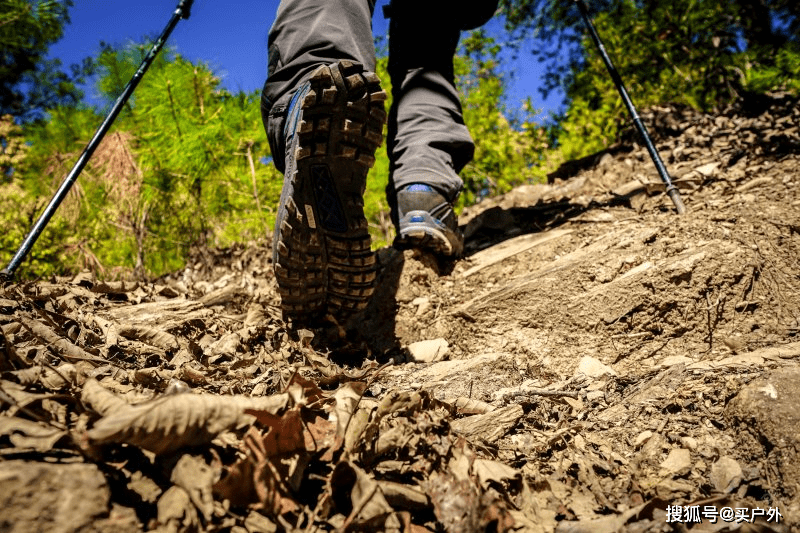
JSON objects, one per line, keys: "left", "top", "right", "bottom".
{"left": 261, "top": 0, "right": 498, "bottom": 205}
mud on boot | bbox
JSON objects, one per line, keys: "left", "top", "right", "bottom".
{"left": 273, "top": 60, "right": 387, "bottom": 324}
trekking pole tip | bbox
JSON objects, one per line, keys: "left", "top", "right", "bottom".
{"left": 0, "top": 268, "right": 12, "bottom": 284}
{"left": 667, "top": 187, "right": 687, "bottom": 215}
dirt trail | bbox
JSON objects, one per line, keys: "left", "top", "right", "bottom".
{"left": 1, "top": 94, "right": 799, "bottom": 532}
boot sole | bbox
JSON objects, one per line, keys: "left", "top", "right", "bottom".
{"left": 274, "top": 60, "right": 386, "bottom": 323}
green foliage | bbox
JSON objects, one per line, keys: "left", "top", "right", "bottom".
{"left": 456, "top": 30, "right": 549, "bottom": 206}
{"left": 744, "top": 45, "right": 800, "bottom": 94}
{"left": 0, "top": 0, "right": 92, "bottom": 121}
{"left": 499, "top": 0, "right": 798, "bottom": 96}
{"left": 364, "top": 57, "right": 395, "bottom": 248}
{"left": 499, "top": 0, "right": 800, "bottom": 162}
{"left": 1, "top": 114, "right": 28, "bottom": 178}
{"left": 92, "top": 46, "right": 280, "bottom": 276}
{"left": 4, "top": 42, "right": 280, "bottom": 279}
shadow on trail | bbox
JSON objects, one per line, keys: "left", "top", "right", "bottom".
{"left": 462, "top": 195, "right": 632, "bottom": 256}
{"left": 318, "top": 246, "right": 458, "bottom": 365}
{"left": 314, "top": 248, "right": 404, "bottom": 365}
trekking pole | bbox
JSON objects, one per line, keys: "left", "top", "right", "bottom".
{"left": 573, "top": 0, "right": 686, "bottom": 215}
{"left": 0, "top": 0, "right": 195, "bottom": 282}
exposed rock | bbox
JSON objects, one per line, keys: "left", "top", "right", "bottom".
{"left": 660, "top": 448, "right": 692, "bottom": 476}
{"left": 575, "top": 356, "right": 617, "bottom": 378}
{"left": 710, "top": 456, "right": 743, "bottom": 493}
{"left": 406, "top": 338, "right": 450, "bottom": 363}
{"left": 726, "top": 367, "right": 800, "bottom": 522}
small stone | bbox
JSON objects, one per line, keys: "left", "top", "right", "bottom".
{"left": 680, "top": 436, "right": 698, "bottom": 450}
{"left": 695, "top": 162, "right": 720, "bottom": 177}
{"left": 585, "top": 390, "right": 605, "bottom": 402}
{"left": 412, "top": 297, "right": 431, "bottom": 316}
{"left": 634, "top": 430, "right": 654, "bottom": 447}
{"left": 407, "top": 338, "right": 449, "bottom": 363}
{"left": 660, "top": 448, "right": 692, "bottom": 476}
{"left": 411, "top": 297, "right": 429, "bottom": 307}
{"left": 721, "top": 337, "right": 745, "bottom": 353}
{"left": 710, "top": 456, "right": 743, "bottom": 493}
{"left": 575, "top": 356, "right": 617, "bottom": 378}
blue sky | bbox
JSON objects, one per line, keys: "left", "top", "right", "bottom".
{"left": 48, "top": 0, "right": 564, "bottom": 121}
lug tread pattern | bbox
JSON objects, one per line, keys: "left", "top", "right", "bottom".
{"left": 273, "top": 60, "right": 387, "bottom": 323}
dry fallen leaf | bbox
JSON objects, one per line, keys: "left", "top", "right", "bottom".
{"left": 115, "top": 324, "right": 180, "bottom": 354}
{"left": 330, "top": 461, "right": 402, "bottom": 532}
{"left": 0, "top": 416, "right": 66, "bottom": 452}
{"left": 156, "top": 486, "right": 199, "bottom": 533}
{"left": 450, "top": 404, "right": 523, "bottom": 443}
{"left": 19, "top": 317, "right": 106, "bottom": 365}
{"left": 171, "top": 454, "right": 217, "bottom": 521}
{"left": 83, "top": 379, "right": 290, "bottom": 455}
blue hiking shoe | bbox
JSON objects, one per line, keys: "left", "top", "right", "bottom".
{"left": 393, "top": 183, "right": 464, "bottom": 257}
{"left": 273, "top": 60, "right": 386, "bottom": 323}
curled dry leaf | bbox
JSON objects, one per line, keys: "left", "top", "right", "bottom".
{"left": 377, "top": 480, "right": 429, "bottom": 511}
{"left": 82, "top": 378, "right": 130, "bottom": 416}
{"left": 91, "top": 280, "right": 138, "bottom": 295}
{"left": 330, "top": 381, "right": 368, "bottom": 453}
{"left": 83, "top": 379, "right": 290, "bottom": 455}
{"left": 115, "top": 324, "right": 180, "bottom": 353}
{"left": 331, "top": 383, "right": 364, "bottom": 435}
{"left": 452, "top": 397, "right": 495, "bottom": 415}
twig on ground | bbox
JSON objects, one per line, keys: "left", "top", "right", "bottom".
{"left": 502, "top": 388, "right": 580, "bottom": 402}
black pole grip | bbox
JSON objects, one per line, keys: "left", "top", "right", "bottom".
{"left": 573, "top": 0, "right": 686, "bottom": 215}
{"left": 1, "top": 0, "right": 194, "bottom": 280}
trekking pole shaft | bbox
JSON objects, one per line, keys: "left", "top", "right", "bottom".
{"left": 573, "top": 0, "right": 686, "bottom": 215}
{"left": 0, "top": 0, "right": 194, "bottom": 282}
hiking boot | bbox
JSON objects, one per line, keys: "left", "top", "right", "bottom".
{"left": 273, "top": 60, "right": 387, "bottom": 323}
{"left": 393, "top": 183, "right": 464, "bottom": 256}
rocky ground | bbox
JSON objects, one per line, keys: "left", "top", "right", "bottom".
{"left": 1, "top": 93, "right": 799, "bottom": 533}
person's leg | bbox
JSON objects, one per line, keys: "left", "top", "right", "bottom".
{"left": 262, "top": 0, "right": 387, "bottom": 323}
{"left": 385, "top": 0, "right": 499, "bottom": 256}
